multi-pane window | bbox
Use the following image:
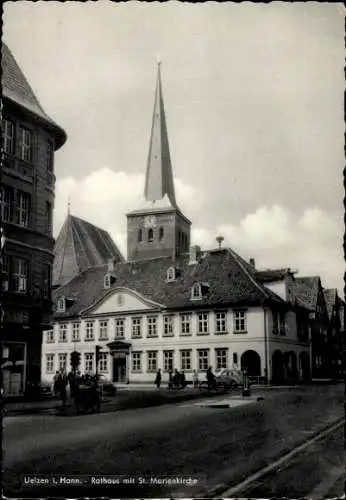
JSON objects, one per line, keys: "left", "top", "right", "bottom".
{"left": 1, "top": 186, "right": 14, "bottom": 222}
{"left": 58, "top": 353, "right": 67, "bottom": 372}
{"left": 12, "top": 258, "right": 28, "bottom": 293}
{"left": 163, "top": 315, "right": 174, "bottom": 336}
{"left": 99, "top": 353, "right": 108, "bottom": 373}
{"left": 46, "top": 354, "right": 55, "bottom": 373}
{"left": 57, "top": 297, "right": 65, "bottom": 313}
{"left": 180, "top": 350, "right": 191, "bottom": 371}
{"left": 163, "top": 351, "right": 174, "bottom": 372}
{"left": 20, "top": 126, "right": 33, "bottom": 162}
{"left": 216, "top": 312, "right": 227, "bottom": 334}
{"left": 234, "top": 310, "right": 247, "bottom": 333}
{"left": 132, "top": 352, "right": 142, "bottom": 372}
{"left": 45, "top": 202, "right": 52, "bottom": 233}
{"left": 16, "top": 190, "right": 30, "bottom": 227}
{"left": 59, "top": 324, "right": 68, "bottom": 343}
{"left": 72, "top": 323, "right": 80, "bottom": 342}
{"left": 46, "top": 141, "right": 54, "bottom": 171}
{"left": 3, "top": 119, "right": 15, "bottom": 155}
{"left": 147, "top": 351, "right": 158, "bottom": 372}
{"left": 191, "top": 283, "right": 202, "bottom": 300}
{"left": 99, "top": 320, "right": 108, "bottom": 340}
{"left": 84, "top": 353, "right": 94, "bottom": 373}
{"left": 85, "top": 321, "right": 95, "bottom": 341}
{"left": 46, "top": 330, "right": 55, "bottom": 343}
{"left": 198, "top": 349, "right": 209, "bottom": 371}
{"left": 115, "top": 318, "right": 125, "bottom": 338}
{"left": 131, "top": 317, "right": 142, "bottom": 338}
{"left": 147, "top": 316, "right": 158, "bottom": 337}
{"left": 215, "top": 348, "right": 228, "bottom": 370}
{"left": 279, "top": 313, "right": 286, "bottom": 336}
{"left": 180, "top": 314, "right": 191, "bottom": 335}
{"left": 2, "top": 255, "right": 9, "bottom": 291}
{"left": 197, "top": 312, "right": 209, "bottom": 334}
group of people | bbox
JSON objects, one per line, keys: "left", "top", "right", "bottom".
{"left": 53, "top": 370, "right": 98, "bottom": 407}
{"left": 154, "top": 367, "right": 216, "bottom": 390}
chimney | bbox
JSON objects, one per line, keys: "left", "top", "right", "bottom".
{"left": 216, "top": 235, "right": 224, "bottom": 250}
{"left": 189, "top": 245, "right": 200, "bottom": 265}
{"left": 249, "top": 258, "right": 255, "bottom": 268}
{"left": 108, "top": 258, "right": 116, "bottom": 273}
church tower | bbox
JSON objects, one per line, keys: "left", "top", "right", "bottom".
{"left": 126, "top": 63, "right": 191, "bottom": 261}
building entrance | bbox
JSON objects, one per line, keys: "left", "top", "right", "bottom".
{"left": 112, "top": 357, "right": 127, "bottom": 383}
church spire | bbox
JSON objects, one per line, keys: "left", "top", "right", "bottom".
{"left": 144, "top": 62, "right": 177, "bottom": 207}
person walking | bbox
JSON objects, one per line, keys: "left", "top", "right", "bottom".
{"left": 53, "top": 371, "right": 60, "bottom": 397}
{"left": 155, "top": 369, "right": 162, "bottom": 389}
{"left": 59, "top": 371, "right": 68, "bottom": 408}
{"left": 168, "top": 370, "right": 173, "bottom": 389}
{"left": 193, "top": 369, "right": 199, "bottom": 389}
{"left": 206, "top": 366, "right": 216, "bottom": 391}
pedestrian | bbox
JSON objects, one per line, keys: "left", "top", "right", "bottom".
{"left": 67, "top": 371, "right": 77, "bottom": 400}
{"left": 53, "top": 371, "right": 60, "bottom": 397}
{"left": 168, "top": 370, "right": 173, "bottom": 389}
{"left": 193, "top": 369, "right": 199, "bottom": 389}
{"left": 206, "top": 366, "right": 216, "bottom": 391}
{"left": 180, "top": 371, "right": 186, "bottom": 389}
{"left": 59, "top": 371, "right": 68, "bottom": 408}
{"left": 155, "top": 369, "right": 162, "bottom": 389}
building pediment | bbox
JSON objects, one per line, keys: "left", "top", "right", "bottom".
{"left": 81, "top": 287, "right": 164, "bottom": 316}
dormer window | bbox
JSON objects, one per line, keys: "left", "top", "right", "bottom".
{"left": 166, "top": 266, "right": 176, "bottom": 282}
{"left": 104, "top": 273, "right": 111, "bottom": 289}
{"left": 191, "top": 283, "right": 202, "bottom": 300}
{"left": 57, "top": 297, "right": 66, "bottom": 313}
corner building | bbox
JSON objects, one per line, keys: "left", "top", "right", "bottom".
{"left": 1, "top": 43, "right": 67, "bottom": 395}
{"left": 43, "top": 64, "right": 311, "bottom": 385}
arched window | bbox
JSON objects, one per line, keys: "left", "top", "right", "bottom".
{"left": 138, "top": 229, "right": 142, "bottom": 242}
{"left": 167, "top": 266, "right": 176, "bottom": 282}
{"left": 148, "top": 228, "right": 153, "bottom": 242}
{"left": 159, "top": 227, "right": 164, "bottom": 242}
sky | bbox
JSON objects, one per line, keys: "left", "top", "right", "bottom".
{"left": 3, "top": 1, "right": 345, "bottom": 296}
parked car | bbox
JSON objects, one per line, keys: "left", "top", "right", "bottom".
{"left": 199, "top": 369, "right": 243, "bottom": 392}
{"left": 97, "top": 375, "right": 116, "bottom": 396}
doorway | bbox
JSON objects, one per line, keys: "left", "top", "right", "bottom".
{"left": 112, "top": 357, "right": 126, "bottom": 383}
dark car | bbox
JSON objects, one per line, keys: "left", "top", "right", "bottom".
{"left": 199, "top": 369, "right": 243, "bottom": 392}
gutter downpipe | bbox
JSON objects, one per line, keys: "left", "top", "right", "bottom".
{"left": 263, "top": 304, "right": 269, "bottom": 385}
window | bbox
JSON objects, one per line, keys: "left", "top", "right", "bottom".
{"left": 99, "top": 353, "right": 108, "bottom": 373}
{"left": 198, "top": 312, "right": 209, "bottom": 335}
{"left": 20, "top": 127, "right": 33, "bottom": 162}
{"left": 131, "top": 317, "right": 142, "bottom": 338}
{"left": 163, "top": 351, "right": 174, "bottom": 372}
{"left": 132, "top": 352, "right": 142, "bottom": 372}
{"left": 46, "top": 330, "right": 55, "bottom": 344}
{"left": 279, "top": 313, "right": 286, "bottom": 336}
{"left": 15, "top": 190, "right": 30, "bottom": 227}
{"left": 191, "top": 283, "right": 202, "bottom": 300}
{"left": 159, "top": 227, "right": 164, "bottom": 241}
{"left": 234, "top": 310, "right": 247, "bottom": 333}
{"left": 180, "top": 350, "right": 191, "bottom": 371}
{"left": 59, "top": 324, "right": 68, "bottom": 343}
{"left": 163, "top": 315, "right": 174, "bottom": 336}
{"left": 148, "top": 228, "right": 153, "bottom": 242}
{"left": 272, "top": 311, "right": 279, "bottom": 335}
{"left": 198, "top": 349, "right": 209, "bottom": 371}
{"left": 138, "top": 229, "right": 142, "bottom": 242}
{"left": 180, "top": 314, "right": 191, "bottom": 336}
{"left": 42, "top": 264, "right": 51, "bottom": 299}
{"left": 99, "top": 320, "right": 108, "bottom": 340}
{"left": 2, "top": 255, "right": 9, "bottom": 291}
{"left": 233, "top": 353, "right": 238, "bottom": 366}
{"left": 85, "top": 321, "right": 95, "bottom": 341}
{"left": 12, "top": 258, "right": 28, "bottom": 293}
{"left": 85, "top": 353, "right": 94, "bottom": 373}
{"left": 58, "top": 353, "right": 67, "bottom": 372}
{"left": 3, "top": 119, "right": 15, "bottom": 155}
{"left": 57, "top": 297, "right": 65, "bottom": 313}
{"left": 147, "top": 351, "right": 157, "bottom": 372}
{"left": 1, "top": 186, "right": 14, "bottom": 223}
{"left": 104, "top": 273, "right": 111, "bottom": 289}
{"left": 215, "top": 348, "right": 228, "bottom": 370}
{"left": 46, "top": 354, "right": 55, "bottom": 373}
{"left": 72, "top": 323, "right": 80, "bottom": 342}
{"left": 45, "top": 202, "right": 52, "bottom": 233}
{"left": 147, "top": 316, "right": 158, "bottom": 337}
{"left": 216, "top": 311, "right": 227, "bottom": 334}
{"left": 166, "top": 267, "right": 176, "bottom": 282}
{"left": 46, "top": 141, "right": 54, "bottom": 172}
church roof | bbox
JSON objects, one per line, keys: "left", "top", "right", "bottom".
{"left": 53, "top": 214, "right": 124, "bottom": 287}
{"left": 53, "top": 246, "right": 288, "bottom": 319}
{"left": 2, "top": 42, "right": 66, "bottom": 149}
{"left": 144, "top": 63, "right": 177, "bottom": 208}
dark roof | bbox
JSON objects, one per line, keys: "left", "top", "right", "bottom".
{"left": 53, "top": 215, "right": 124, "bottom": 287}
{"left": 294, "top": 276, "right": 321, "bottom": 311}
{"left": 2, "top": 42, "right": 66, "bottom": 149}
{"left": 323, "top": 288, "right": 337, "bottom": 320}
{"left": 53, "top": 247, "right": 286, "bottom": 319}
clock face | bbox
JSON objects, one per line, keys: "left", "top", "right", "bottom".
{"left": 144, "top": 215, "right": 157, "bottom": 228}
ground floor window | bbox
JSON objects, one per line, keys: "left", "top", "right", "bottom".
{"left": 147, "top": 351, "right": 157, "bottom": 372}
{"left": 132, "top": 352, "right": 142, "bottom": 372}
{"left": 180, "top": 350, "right": 191, "bottom": 371}
{"left": 215, "top": 348, "right": 228, "bottom": 370}
{"left": 58, "top": 353, "right": 67, "bottom": 372}
{"left": 163, "top": 350, "right": 174, "bottom": 372}
{"left": 99, "top": 353, "right": 108, "bottom": 372}
{"left": 84, "top": 353, "right": 94, "bottom": 373}
{"left": 46, "top": 354, "right": 55, "bottom": 373}
{"left": 198, "top": 349, "right": 209, "bottom": 371}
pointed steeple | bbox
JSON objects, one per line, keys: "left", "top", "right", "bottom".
{"left": 144, "top": 63, "right": 177, "bottom": 207}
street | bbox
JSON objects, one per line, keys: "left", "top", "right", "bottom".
{"left": 3, "top": 384, "right": 345, "bottom": 498}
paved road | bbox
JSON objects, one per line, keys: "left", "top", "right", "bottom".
{"left": 3, "top": 384, "right": 344, "bottom": 498}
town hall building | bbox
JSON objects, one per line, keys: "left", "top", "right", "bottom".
{"left": 42, "top": 64, "right": 312, "bottom": 386}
